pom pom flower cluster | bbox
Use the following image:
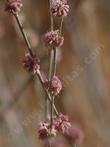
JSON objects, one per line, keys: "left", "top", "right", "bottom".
{"left": 51, "top": 0, "right": 69, "bottom": 17}
{"left": 5, "top": 0, "right": 84, "bottom": 147}
{"left": 5, "top": 0, "right": 23, "bottom": 13}
{"left": 38, "top": 113, "right": 83, "bottom": 145}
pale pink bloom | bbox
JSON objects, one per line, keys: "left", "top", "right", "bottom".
{"left": 5, "top": 0, "right": 23, "bottom": 13}
{"left": 51, "top": 0, "right": 69, "bottom": 17}
{"left": 43, "top": 30, "right": 64, "bottom": 47}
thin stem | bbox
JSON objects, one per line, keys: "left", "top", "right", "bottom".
{"left": 59, "top": 17, "right": 64, "bottom": 35}
{"left": 48, "top": 48, "right": 54, "bottom": 81}
{"left": 50, "top": 96, "right": 54, "bottom": 128}
{"left": 36, "top": 70, "right": 58, "bottom": 115}
{"left": 47, "top": 0, "right": 55, "bottom": 120}
{"left": 52, "top": 47, "right": 57, "bottom": 76}
{"left": 50, "top": 13, "right": 54, "bottom": 30}
{"left": 13, "top": 13, "right": 33, "bottom": 57}
{"left": 12, "top": 12, "right": 58, "bottom": 116}
{"left": 47, "top": 48, "right": 54, "bottom": 118}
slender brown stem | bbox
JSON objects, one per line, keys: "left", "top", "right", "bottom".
{"left": 36, "top": 70, "right": 58, "bottom": 115}
{"left": 13, "top": 13, "right": 33, "bottom": 57}
{"left": 12, "top": 12, "right": 58, "bottom": 115}
{"left": 52, "top": 47, "right": 57, "bottom": 76}
{"left": 59, "top": 17, "right": 64, "bottom": 35}
{"left": 47, "top": 0, "right": 57, "bottom": 123}
{"left": 50, "top": 96, "right": 54, "bottom": 128}
{"left": 48, "top": 48, "right": 54, "bottom": 81}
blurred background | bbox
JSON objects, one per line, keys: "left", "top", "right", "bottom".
{"left": 0, "top": 0, "right": 110, "bottom": 147}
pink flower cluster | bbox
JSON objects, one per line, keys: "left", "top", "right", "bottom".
{"left": 44, "top": 76, "right": 62, "bottom": 96}
{"left": 38, "top": 122, "right": 57, "bottom": 139}
{"left": 38, "top": 113, "right": 83, "bottom": 145}
{"left": 53, "top": 113, "right": 71, "bottom": 133}
{"left": 51, "top": 0, "right": 69, "bottom": 17}
{"left": 5, "top": 0, "right": 23, "bottom": 13}
{"left": 43, "top": 30, "right": 64, "bottom": 48}
{"left": 22, "top": 53, "right": 40, "bottom": 74}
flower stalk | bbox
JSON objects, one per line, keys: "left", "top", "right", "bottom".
{"left": 13, "top": 12, "right": 33, "bottom": 57}
{"left": 5, "top": 0, "right": 84, "bottom": 146}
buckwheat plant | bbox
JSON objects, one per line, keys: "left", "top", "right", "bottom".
{"left": 5, "top": 0, "right": 84, "bottom": 147}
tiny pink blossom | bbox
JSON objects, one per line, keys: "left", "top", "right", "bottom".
{"left": 22, "top": 53, "right": 40, "bottom": 74}
{"left": 50, "top": 76, "right": 62, "bottom": 96}
{"left": 5, "top": 0, "right": 23, "bottom": 13}
{"left": 43, "top": 30, "right": 64, "bottom": 48}
{"left": 44, "top": 76, "right": 62, "bottom": 96}
{"left": 51, "top": 0, "right": 69, "bottom": 17}
{"left": 53, "top": 113, "right": 71, "bottom": 133}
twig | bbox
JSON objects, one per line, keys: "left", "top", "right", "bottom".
{"left": 13, "top": 12, "right": 33, "bottom": 57}
{"left": 36, "top": 70, "right": 58, "bottom": 115}
{"left": 52, "top": 47, "right": 57, "bottom": 76}
{"left": 12, "top": 11, "right": 58, "bottom": 115}
{"left": 50, "top": 96, "right": 54, "bottom": 128}
{"left": 59, "top": 17, "right": 64, "bottom": 35}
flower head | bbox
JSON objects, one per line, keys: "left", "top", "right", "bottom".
{"left": 53, "top": 113, "right": 71, "bottom": 133}
{"left": 38, "top": 122, "right": 57, "bottom": 140}
{"left": 43, "top": 30, "right": 64, "bottom": 48}
{"left": 5, "top": 0, "right": 23, "bottom": 13}
{"left": 64, "top": 124, "right": 84, "bottom": 144}
{"left": 44, "top": 76, "right": 62, "bottom": 96}
{"left": 51, "top": 0, "right": 69, "bottom": 17}
{"left": 22, "top": 53, "right": 40, "bottom": 74}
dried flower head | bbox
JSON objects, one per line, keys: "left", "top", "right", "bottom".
{"left": 22, "top": 53, "right": 40, "bottom": 74}
{"left": 38, "top": 122, "right": 57, "bottom": 140}
{"left": 5, "top": 0, "right": 23, "bottom": 13}
{"left": 64, "top": 125, "right": 84, "bottom": 144}
{"left": 43, "top": 30, "right": 64, "bottom": 48}
{"left": 53, "top": 113, "right": 71, "bottom": 133}
{"left": 51, "top": 0, "right": 69, "bottom": 17}
{"left": 44, "top": 76, "right": 62, "bottom": 96}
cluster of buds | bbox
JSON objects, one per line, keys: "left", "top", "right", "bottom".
{"left": 43, "top": 30, "right": 64, "bottom": 48}
{"left": 22, "top": 53, "right": 40, "bottom": 74}
{"left": 51, "top": 0, "right": 69, "bottom": 17}
{"left": 38, "top": 113, "right": 83, "bottom": 144}
{"left": 44, "top": 76, "right": 62, "bottom": 96}
{"left": 5, "top": 0, "right": 23, "bottom": 13}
